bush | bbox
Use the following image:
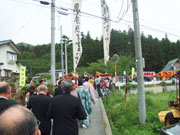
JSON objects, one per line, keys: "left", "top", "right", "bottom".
{"left": 121, "top": 83, "right": 137, "bottom": 90}
{"left": 39, "top": 74, "right": 51, "bottom": 80}
{"left": 9, "top": 97, "right": 15, "bottom": 102}
{"left": 103, "top": 91, "right": 172, "bottom": 135}
{"left": 160, "top": 81, "right": 166, "bottom": 86}
{"left": 19, "top": 86, "right": 30, "bottom": 98}
{"left": 172, "top": 78, "right": 176, "bottom": 84}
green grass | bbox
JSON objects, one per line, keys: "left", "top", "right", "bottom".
{"left": 103, "top": 90, "right": 177, "bottom": 135}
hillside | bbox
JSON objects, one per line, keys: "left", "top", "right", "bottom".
{"left": 17, "top": 29, "right": 180, "bottom": 76}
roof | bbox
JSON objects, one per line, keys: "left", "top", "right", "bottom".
{"left": 0, "top": 40, "right": 21, "bottom": 54}
{"left": 162, "top": 58, "right": 179, "bottom": 71}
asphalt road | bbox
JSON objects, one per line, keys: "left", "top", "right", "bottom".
{"left": 79, "top": 97, "right": 105, "bottom": 135}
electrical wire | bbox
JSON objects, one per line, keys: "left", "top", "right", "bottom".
{"left": 117, "top": 0, "right": 132, "bottom": 22}
{"left": 4, "top": 0, "right": 180, "bottom": 40}
{"left": 140, "top": 0, "right": 180, "bottom": 20}
{"left": 11, "top": 0, "right": 50, "bottom": 9}
{"left": 0, "top": 4, "right": 18, "bottom": 26}
{"left": 117, "top": 0, "right": 125, "bottom": 19}
{"left": 142, "top": 0, "right": 180, "bottom": 17}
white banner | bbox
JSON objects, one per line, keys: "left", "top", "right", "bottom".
{"left": 101, "top": 0, "right": 111, "bottom": 64}
{"left": 72, "top": 0, "right": 82, "bottom": 72}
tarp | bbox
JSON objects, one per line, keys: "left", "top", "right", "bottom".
{"left": 95, "top": 72, "right": 111, "bottom": 77}
{"left": 63, "top": 73, "right": 79, "bottom": 79}
{"left": 155, "top": 70, "right": 180, "bottom": 80}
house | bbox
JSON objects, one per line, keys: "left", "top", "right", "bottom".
{"left": 0, "top": 40, "right": 22, "bottom": 80}
{"left": 155, "top": 58, "right": 180, "bottom": 80}
{"left": 162, "top": 58, "right": 180, "bottom": 71}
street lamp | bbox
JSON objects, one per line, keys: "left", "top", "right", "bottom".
{"left": 65, "top": 40, "right": 68, "bottom": 75}
{"left": 37, "top": 0, "right": 56, "bottom": 85}
{"left": 64, "top": 38, "right": 71, "bottom": 75}
{"left": 112, "top": 54, "right": 119, "bottom": 84}
{"left": 36, "top": 0, "right": 69, "bottom": 84}
{"left": 58, "top": 11, "right": 69, "bottom": 77}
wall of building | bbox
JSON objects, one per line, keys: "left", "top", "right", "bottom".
{"left": 0, "top": 44, "right": 20, "bottom": 77}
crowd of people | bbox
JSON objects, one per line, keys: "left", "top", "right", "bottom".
{"left": 0, "top": 75, "right": 114, "bottom": 135}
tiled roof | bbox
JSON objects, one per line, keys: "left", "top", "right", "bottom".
{"left": 0, "top": 40, "right": 12, "bottom": 45}
{"left": 0, "top": 39, "right": 21, "bottom": 54}
{"left": 162, "top": 58, "right": 179, "bottom": 71}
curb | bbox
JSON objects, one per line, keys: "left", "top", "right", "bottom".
{"left": 99, "top": 98, "right": 112, "bottom": 135}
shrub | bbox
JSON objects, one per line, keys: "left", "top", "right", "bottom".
{"left": 160, "top": 81, "right": 166, "bottom": 86}
{"left": 103, "top": 91, "right": 173, "bottom": 135}
{"left": 19, "top": 86, "right": 30, "bottom": 98}
{"left": 9, "top": 97, "right": 15, "bottom": 102}
{"left": 121, "top": 83, "right": 137, "bottom": 90}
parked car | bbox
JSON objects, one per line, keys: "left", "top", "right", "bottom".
{"left": 160, "top": 122, "right": 180, "bottom": 135}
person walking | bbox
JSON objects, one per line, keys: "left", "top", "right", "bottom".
{"left": 48, "top": 80, "right": 86, "bottom": 135}
{"left": 0, "top": 82, "right": 16, "bottom": 113}
{"left": 89, "top": 76, "right": 95, "bottom": 88}
{"left": 83, "top": 77, "right": 96, "bottom": 104}
{"left": 76, "top": 78, "right": 91, "bottom": 129}
{"left": 95, "top": 76, "right": 103, "bottom": 98}
{"left": 27, "top": 85, "right": 52, "bottom": 135}
{"left": 54, "top": 80, "right": 63, "bottom": 97}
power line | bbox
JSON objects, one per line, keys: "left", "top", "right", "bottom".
{"left": 78, "top": 10, "right": 180, "bottom": 39}
{"left": 117, "top": 0, "right": 132, "bottom": 21}
{"left": 140, "top": 0, "right": 180, "bottom": 20}
{"left": 117, "top": 0, "right": 125, "bottom": 19}
{"left": 0, "top": 4, "right": 18, "bottom": 26}
{"left": 143, "top": 0, "right": 180, "bottom": 17}
{"left": 11, "top": 0, "right": 50, "bottom": 9}
{"left": 6, "top": 0, "right": 180, "bottom": 39}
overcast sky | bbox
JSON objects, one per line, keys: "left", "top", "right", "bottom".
{"left": 0, "top": 0, "right": 180, "bottom": 45}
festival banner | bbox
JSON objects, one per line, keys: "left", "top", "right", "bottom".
{"left": 72, "top": 0, "right": 82, "bottom": 72}
{"left": 131, "top": 67, "right": 135, "bottom": 80}
{"left": 101, "top": 0, "right": 111, "bottom": 64}
{"left": 19, "top": 66, "right": 26, "bottom": 87}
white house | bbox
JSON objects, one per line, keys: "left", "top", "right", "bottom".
{"left": 0, "top": 40, "right": 22, "bottom": 79}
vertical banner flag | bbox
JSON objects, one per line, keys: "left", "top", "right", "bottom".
{"left": 131, "top": 67, "right": 135, "bottom": 80}
{"left": 101, "top": 0, "right": 111, "bottom": 64}
{"left": 19, "top": 66, "right": 26, "bottom": 87}
{"left": 72, "top": 0, "right": 82, "bottom": 72}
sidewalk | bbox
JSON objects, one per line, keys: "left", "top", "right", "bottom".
{"left": 79, "top": 93, "right": 112, "bottom": 135}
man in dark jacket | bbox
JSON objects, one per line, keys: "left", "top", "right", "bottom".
{"left": 48, "top": 80, "right": 86, "bottom": 135}
{"left": 0, "top": 82, "right": 16, "bottom": 113}
{"left": 27, "top": 85, "right": 51, "bottom": 135}
{"left": 54, "top": 80, "right": 63, "bottom": 96}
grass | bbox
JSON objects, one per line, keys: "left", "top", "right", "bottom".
{"left": 103, "top": 90, "right": 177, "bottom": 135}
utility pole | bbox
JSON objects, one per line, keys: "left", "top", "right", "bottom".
{"left": 60, "top": 25, "right": 64, "bottom": 76}
{"left": 51, "top": 0, "right": 56, "bottom": 85}
{"left": 131, "top": 0, "right": 146, "bottom": 124}
{"left": 65, "top": 40, "right": 68, "bottom": 75}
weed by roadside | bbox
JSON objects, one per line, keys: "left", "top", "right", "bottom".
{"left": 103, "top": 90, "right": 176, "bottom": 135}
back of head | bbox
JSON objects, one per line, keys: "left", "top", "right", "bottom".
{"left": 0, "top": 82, "right": 10, "bottom": 94}
{"left": 61, "top": 80, "right": 73, "bottom": 94}
{"left": 78, "top": 78, "right": 83, "bottom": 86}
{"left": 39, "top": 80, "right": 44, "bottom": 85}
{"left": 58, "top": 80, "right": 62, "bottom": 86}
{"left": 85, "top": 77, "right": 89, "bottom": 82}
{"left": 38, "top": 85, "right": 47, "bottom": 91}
{"left": 0, "top": 105, "right": 39, "bottom": 135}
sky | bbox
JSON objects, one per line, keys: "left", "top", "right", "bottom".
{"left": 0, "top": 0, "right": 180, "bottom": 45}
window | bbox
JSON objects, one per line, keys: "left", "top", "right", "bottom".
{"left": 7, "top": 52, "right": 17, "bottom": 62}
{"left": 4, "top": 69, "right": 11, "bottom": 77}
